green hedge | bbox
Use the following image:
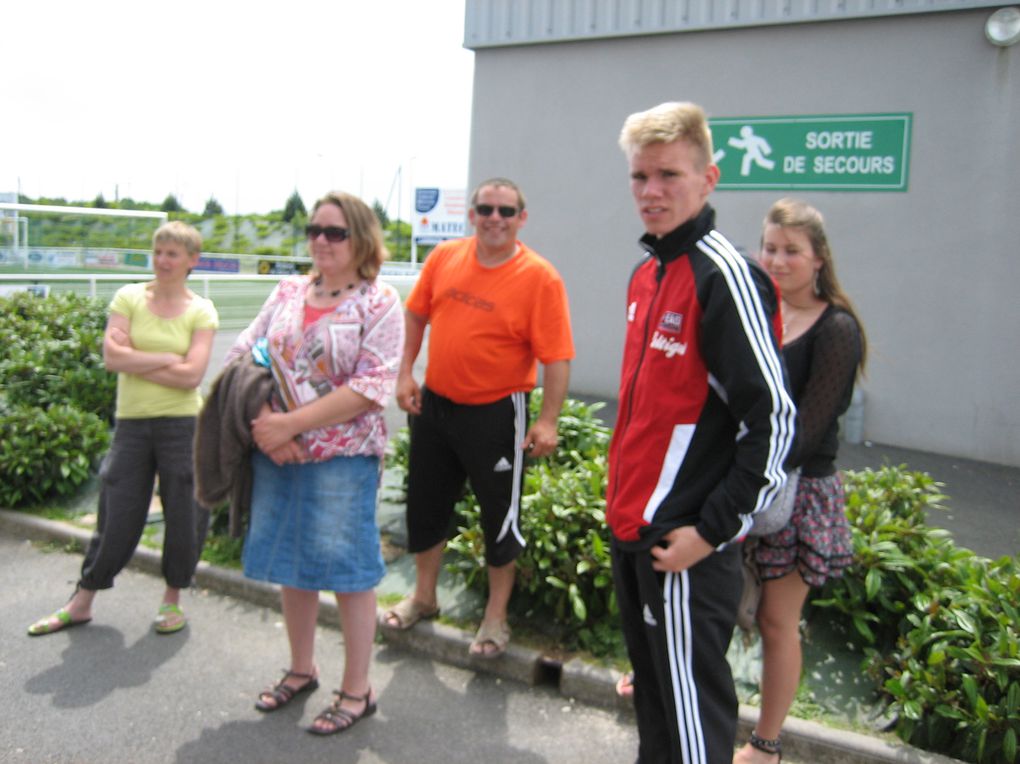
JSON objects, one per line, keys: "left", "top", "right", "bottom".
{"left": 0, "top": 292, "right": 114, "bottom": 507}
{"left": 0, "top": 291, "right": 115, "bottom": 421}
{"left": 0, "top": 403, "right": 109, "bottom": 507}
{"left": 813, "top": 467, "right": 1020, "bottom": 763}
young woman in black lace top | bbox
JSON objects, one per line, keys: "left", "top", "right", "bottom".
{"left": 734, "top": 199, "right": 867, "bottom": 764}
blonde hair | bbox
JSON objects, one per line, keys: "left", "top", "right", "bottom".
{"left": 153, "top": 220, "right": 202, "bottom": 256}
{"left": 619, "top": 101, "right": 714, "bottom": 169}
{"left": 763, "top": 198, "right": 868, "bottom": 371}
{"left": 310, "top": 191, "right": 388, "bottom": 280}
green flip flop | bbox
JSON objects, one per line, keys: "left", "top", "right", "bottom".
{"left": 154, "top": 603, "right": 187, "bottom": 634}
{"left": 27, "top": 608, "right": 92, "bottom": 637}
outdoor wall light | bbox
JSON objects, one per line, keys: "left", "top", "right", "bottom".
{"left": 985, "top": 6, "right": 1020, "bottom": 46}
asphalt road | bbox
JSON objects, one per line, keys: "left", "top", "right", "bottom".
{"left": 1, "top": 533, "right": 639, "bottom": 764}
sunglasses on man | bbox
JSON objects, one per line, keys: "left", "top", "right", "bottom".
{"left": 474, "top": 204, "right": 518, "bottom": 219}
{"left": 305, "top": 225, "right": 350, "bottom": 243}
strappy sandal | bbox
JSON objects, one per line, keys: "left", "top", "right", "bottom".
{"left": 380, "top": 596, "right": 439, "bottom": 630}
{"left": 27, "top": 607, "right": 91, "bottom": 637}
{"left": 254, "top": 669, "right": 320, "bottom": 712}
{"left": 27, "top": 583, "right": 93, "bottom": 637}
{"left": 308, "top": 688, "right": 377, "bottom": 736}
{"left": 748, "top": 730, "right": 782, "bottom": 762}
{"left": 154, "top": 603, "right": 187, "bottom": 634}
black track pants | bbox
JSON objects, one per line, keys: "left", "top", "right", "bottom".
{"left": 612, "top": 538, "right": 742, "bottom": 764}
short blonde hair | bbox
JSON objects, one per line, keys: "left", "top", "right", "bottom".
{"left": 311, "top": 191, "right": 388, "bottom": 280}
{"left": 619, "top": 101, "right": 714, "bottom": 169}
{"left": 153, "top": 220, "right": 202, "bottom": 255}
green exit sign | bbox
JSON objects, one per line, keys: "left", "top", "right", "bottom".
{"left": 709, "top": 113, "right": 912, "bottom": 191}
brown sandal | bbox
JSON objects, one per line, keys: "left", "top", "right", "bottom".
{"left": 469, "top": 619, "right": 511, "bottom": 658}
{"left": 254, "top": 669, "right": 319, "bottom": 712}
{"left": 381, "top": 596, "right": 439, "bottom": 630}
{"left": 308, "top": 688, "right": 377, "bottom": 736}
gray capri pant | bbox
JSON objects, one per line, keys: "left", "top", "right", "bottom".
{"left": 79, "top": 417, "right": 209, "bottom": 591}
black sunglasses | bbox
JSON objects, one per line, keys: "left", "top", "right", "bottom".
{"left": 305, "top": 224, "right": 350, "bottom": 243}
{"left": 474, "top": 204, "right": 518, "bottom": 219}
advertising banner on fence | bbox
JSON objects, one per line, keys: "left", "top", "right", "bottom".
{"left": 258, "top": 259, "right": 311, "bottom": 276}
{"left": 195, "top": 256, "right": 240, "bottom": 273}
{"left": 413, "top": 188, "right": 466, "bottom": 245}
{"left": 124, "top": 252, "right": 151, "bottom": 269}
{"left": 709, "top": 113, "right": 912, "bottom": 191}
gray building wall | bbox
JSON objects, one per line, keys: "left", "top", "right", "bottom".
{"left": 465, "top": 6, "right": 1020, "bottom": 467}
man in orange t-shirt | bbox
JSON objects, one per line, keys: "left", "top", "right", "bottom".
{"left": 382, "top": 178, "right": 574, "bottom": 658}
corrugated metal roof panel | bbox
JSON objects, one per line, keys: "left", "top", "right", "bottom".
{"left": 464, "top": 0, "right": 1004, "bottom": 47}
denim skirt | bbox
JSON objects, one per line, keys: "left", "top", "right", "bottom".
{"left": 242, "top": 451, "right": 385, "bottom": 593}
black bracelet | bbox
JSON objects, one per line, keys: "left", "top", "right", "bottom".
{"left": 749, "top": 730, "right": 782, "bottom": 755}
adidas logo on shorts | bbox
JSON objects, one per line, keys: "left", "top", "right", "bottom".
{"left": 493, "top": 457, "right": 512, "bottom": 472}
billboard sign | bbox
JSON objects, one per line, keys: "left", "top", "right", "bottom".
{"left": 413, "top": 188, "right": 466, "bottom": 245}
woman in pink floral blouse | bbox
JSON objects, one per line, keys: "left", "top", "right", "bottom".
{"left": 225, "top": 191, "right": 403, "bottom": 737}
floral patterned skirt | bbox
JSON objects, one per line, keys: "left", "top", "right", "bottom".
{"left": 752, "top": 473, "right": 853, "bottom": 587}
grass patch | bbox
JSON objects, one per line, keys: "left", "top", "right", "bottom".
{"left": 31, "top": 538, "right": 85, "bottom": 555}
{"left": 202, "top": 534, "right": 244, "bottom": 569}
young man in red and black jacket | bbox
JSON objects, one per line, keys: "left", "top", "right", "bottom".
{"left": 609, "top": 101, "right": 796, "bottom": 764}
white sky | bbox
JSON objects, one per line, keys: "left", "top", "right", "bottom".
{"left": 3, "top": 1, "right": 474, "bottom": 217}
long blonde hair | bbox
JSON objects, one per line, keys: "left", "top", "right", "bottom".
{"left": 763, "top": 198, "right": 868, "bottom": 371}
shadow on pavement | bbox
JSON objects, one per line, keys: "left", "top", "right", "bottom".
{"left": 25, "top": 624, "right": 187, "bottom": 709}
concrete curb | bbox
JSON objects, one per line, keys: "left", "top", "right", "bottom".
{"left": 2, "top": 508, "right": 964, "bottom": 764}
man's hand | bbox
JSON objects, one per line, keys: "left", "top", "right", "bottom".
{"left": 396, "top": 373, "right": 422, "bottom": 415}
{"left": 521, "top": 418, "right": 558, "bottom": 458}
{"left": 650, "top": 526, "right": 713, "bottom": 573}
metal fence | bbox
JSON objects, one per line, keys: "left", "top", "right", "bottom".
{"left": 0, "top": 272, "right": 418, "bottom": 330}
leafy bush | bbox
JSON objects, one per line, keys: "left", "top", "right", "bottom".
{"left": 0, "top": 292, "right": 116, "bottom": 421}
{"left": 811, "top": 466, "right": 949, "bottom": 647}
{"left": 447, "top": 449, "right": 618, "bottom": 655}
{"left": 0, "top": 404, "right": 110, "bottom": 506}
{"left": 0, "top": 292, "right": 114, "bottom": 508}
{"left": 812, "top": 467, "right": 1020, "bottom": 763}
{"left": 871, "top": 554, "right": 1020, "bottom": 763}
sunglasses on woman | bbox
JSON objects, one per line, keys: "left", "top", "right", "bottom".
{"left": 305, "top": 225, "right": 350, "bottom": 243}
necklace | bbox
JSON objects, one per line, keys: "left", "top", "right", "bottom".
{"left": 782, "top": 299, "right": 824, "bottom": 339}
{"left": 313, "top": 276, "right": 355, "bottom": 298}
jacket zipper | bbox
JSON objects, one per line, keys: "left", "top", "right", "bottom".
{"left": 611, "top": 256, "right": 666, "bottom": 502}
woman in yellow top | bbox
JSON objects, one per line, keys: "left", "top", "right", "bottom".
{"left": 28, "top": 221, "right": 218, "bottom": 636}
